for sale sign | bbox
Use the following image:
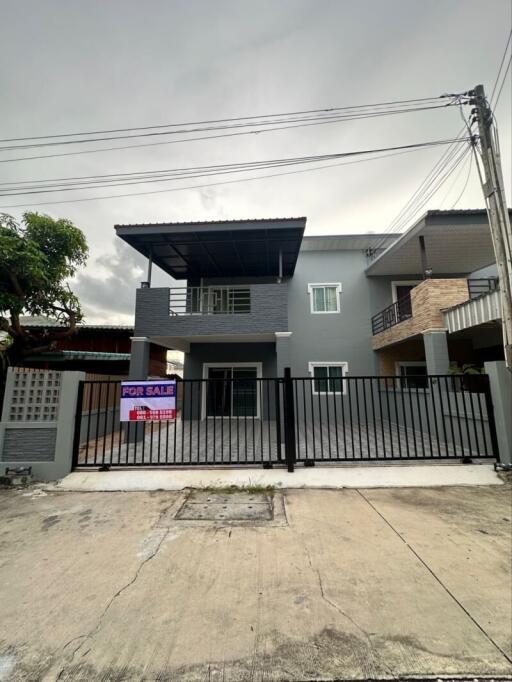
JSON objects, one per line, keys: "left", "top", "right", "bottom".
{"left": 120, "top": 380, "right": 176, "bottom": 422}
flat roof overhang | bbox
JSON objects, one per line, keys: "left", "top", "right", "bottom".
{"left": 365, "top": 210, "right": 506, "bottom": 276}
{"left": 115, "top": 217, "right": 306, "bottom": 279}
{"left": 151, "top": 333, "right": 277, "bottom": 352}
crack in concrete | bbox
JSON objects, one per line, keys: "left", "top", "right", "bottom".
{"left": 356, "top": 489, "right": 512, "bottom": 668}
{"left": 53, "top": 514, "right": 173, "bottom": 681}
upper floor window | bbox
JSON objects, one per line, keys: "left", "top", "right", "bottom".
{"left": 307, "top": 283, "right": 342, "bottom": 314}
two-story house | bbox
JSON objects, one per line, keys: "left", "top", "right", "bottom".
{"left": 115, "top": 217, "right": 400, "bottom": 417}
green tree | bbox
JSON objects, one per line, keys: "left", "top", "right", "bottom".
{"left": 0, "top": 212, "right": 88, "bottom": 393}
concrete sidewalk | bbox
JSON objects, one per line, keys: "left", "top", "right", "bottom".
{"left": 56, "top": 462, "right": 503, "bottom": 491}
{"left": 0, "top": 484, "right": 510, "bottom": 680}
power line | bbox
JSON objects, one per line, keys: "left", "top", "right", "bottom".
{"left": 438, "top": 146, "right": 473, "bottom": 206}
{"left": 0, "top": 103, "right": 458, "bottom": 164}
{"left": 371, "top": 134, "right": 465, "bottom": 241}
{"left": 0, "top": 105, "right": 455, "bottom": 152}
{"left": 0, "top": 137, "right": 468, "bottom": 195}
{"left": 385, "top": 145, "right": 471, "bottom": 237}
{"left": 0, "top": 138, "right": 468, "bottom": 198}
{"left": 449, "top": 152, "right": 474, "bottom": 210}
{"left": 0, "top": 137, "right": 470, "bottom": 210}
{"left": 369, "top": 95, "right": 476, "bottom": 247}
{"left": 369, "top": 130, "right": 472, "bottom": 251}
{"left": 493, "top": 52, "right": 512, "bottom": 108}
{"left": 490, "top": 28, "right": 512, "bottom": 105}
{"left": 0, "top": 95, "right": 454, "bottom": 144}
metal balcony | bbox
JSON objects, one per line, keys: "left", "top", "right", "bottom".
{"left": 467, "top": 277, "right": 499, "bottom": 300}
{"left": 371, "top": 296, "right": 412, "bottom": 335}
{"left": 169, "top": 286, "right": 251, "bottom": 316}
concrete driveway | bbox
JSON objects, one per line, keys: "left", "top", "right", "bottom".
{"left": 0, "top": 484, "right": 510, "bottom": 681}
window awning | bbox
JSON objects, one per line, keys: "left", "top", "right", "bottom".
{"left": 115, "top": 217, "right": 306, "bottom": 279}
{"left": 365, "top": 210, "right": 504, "bottom": 276}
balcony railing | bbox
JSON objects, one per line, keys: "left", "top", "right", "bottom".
{"left": 467, "top": 277, "right": 499, "bottom": 300}
{"left": 371, "top": 296, "right": 412, "bottom": 335}
{"left": 169, "top": 286, "right": 251, "bottom": 316}
{"left": 372, "top": 277, "right": 500, "bottom": 336}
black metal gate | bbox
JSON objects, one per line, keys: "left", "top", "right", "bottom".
{"left": 72, "top": 371, "right": 500, "bottom": 470}
{"left": 285, "top": 370, "right": 500, "bottom": 468}
{"left": 73, "top": 377, "right": 284, "bottom": 468}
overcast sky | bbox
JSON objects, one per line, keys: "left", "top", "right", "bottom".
{"left": 1, "top": 0, "right": 511, "bottom": 324}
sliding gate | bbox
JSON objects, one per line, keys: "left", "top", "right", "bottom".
{"left": 72, "top": 372, "right": 500, "bottom": 469}
{"left": 73, "top": 377, "right": 283, "bottom": 468}
{"left": 288, "top": 372, "right": 500, "bottom": 466}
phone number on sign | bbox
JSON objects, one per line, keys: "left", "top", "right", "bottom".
{"left": 128, "top": 409, "right": 176, "bottom": 421}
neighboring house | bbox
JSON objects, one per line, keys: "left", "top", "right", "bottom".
{"left": 114, "top": 211, "right": 507, "bottom": 419}
{"left": 14, "top": 318, "right": 167, "bottom": 376}
{"left": 368, "top": 209, "right": 509, "bottom": 383}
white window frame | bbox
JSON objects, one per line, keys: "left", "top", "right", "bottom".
{"left": 201, "top": 362, "right": 262, "bottom": 419}
{"left": 307, "top": 282, "right": 342, "bottom": 314}
{"left": 308, "top": 361, "right": 348, "bottom": 395}
{"left": 395, "top": 361, "right": 428, "bottom": 391}
{"left": 391, "top": 280, "right": 421, "bottom": 303}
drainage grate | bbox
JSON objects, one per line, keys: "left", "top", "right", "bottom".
{"left": 175, "top": 491, "right": 273, "bottom": 521}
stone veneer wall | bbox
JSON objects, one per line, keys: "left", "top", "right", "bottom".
{"left": 372, "top": 278, "right": 469, "bottom": 350}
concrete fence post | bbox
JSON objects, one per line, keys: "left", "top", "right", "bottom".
{"left": 0, "top": 368, "right": 85, "bottom": 481}
{"left": 484, "top": 361, "right": 512, "bottom": 464}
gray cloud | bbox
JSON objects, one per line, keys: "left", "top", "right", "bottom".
{"left": 1, "top": 0, "right": 510, "bottom": 323}
{"left": 73, "top": 240, "right": 145, "bottom": 323}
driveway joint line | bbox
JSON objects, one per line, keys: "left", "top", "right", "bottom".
{"left": 356, "top": 488, "right": 512, "bottom": 666}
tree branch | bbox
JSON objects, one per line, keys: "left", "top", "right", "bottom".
{"left": 8, "top": 271, "right": 25, "bottom": 299}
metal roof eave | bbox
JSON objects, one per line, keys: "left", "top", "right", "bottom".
{"left": 364, "top": 212, "right": 428, "bottom": 275}
{"left": 364, "top": 210, "right": 497, "bottom": 277}
{"left": 115, "top": 217, "right": 306, "bottom": 280}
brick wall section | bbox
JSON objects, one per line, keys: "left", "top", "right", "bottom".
{"left": 372, "top": 279, "right": 469, "bottom": 350}
{"left": 134, "top": 283, "right": 288, "bottom": 337}
{"left": 149, "top": 344, "right": 168, "bottom": 377}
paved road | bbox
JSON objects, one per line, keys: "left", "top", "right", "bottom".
{"left": 0, "top": 484, "right": 510, "bottom": 680}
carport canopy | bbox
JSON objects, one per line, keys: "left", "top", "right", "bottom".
{"left": 365, "top": 210, "right": 504, "bottom": 276}
{"left": 115, "top": 217, "right": 306, "bottom": 279}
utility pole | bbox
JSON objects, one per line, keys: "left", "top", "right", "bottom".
{"left": 471, "top": 84, "right": 512, "bottom": 370}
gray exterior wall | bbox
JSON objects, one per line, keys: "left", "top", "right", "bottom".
{"left": 134, "top": 283, "right": 288, "bottom": 337}
{"left": 367, "top": 274, "right": 423, "bottom": 317}
{"left": 184, "top": 342, "right": 277, "bottom": 380}
{"left": 287, "top": 249, "right": 380, "bottom": 375}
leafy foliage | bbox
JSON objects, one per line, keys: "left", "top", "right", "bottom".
{"left": 0, "top": 212, "right": 88, "bottom": 395}
{"left": 0, "top": 212, "right": 88, "bottom": 326}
